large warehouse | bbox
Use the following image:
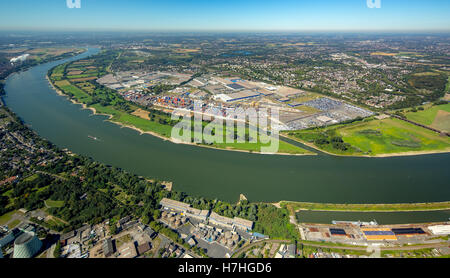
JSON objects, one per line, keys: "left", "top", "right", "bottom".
{"left": 428, "top": 225, "right": 450, "bottom": 235}
{"left": 214, "top": 90, "right": 261, "bottom": 103}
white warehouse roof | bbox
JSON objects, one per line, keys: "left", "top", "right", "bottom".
{"left": 428, "top": 225, "right": 450, "bottom": 235}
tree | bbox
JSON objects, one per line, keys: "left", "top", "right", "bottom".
{"left": 54, "top": 241, "right": 62, "bottom": 258}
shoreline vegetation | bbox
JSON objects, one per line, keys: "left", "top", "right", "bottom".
{"left": 277, "top": 201, "right": 450, "bottom": 213}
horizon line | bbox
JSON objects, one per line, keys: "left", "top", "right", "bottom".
{"left": 1, "top": 28, "right": 450, "bottom": 34}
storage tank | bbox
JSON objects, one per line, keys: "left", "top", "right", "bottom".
{"left": 13, "top": 232, "right": 43, "bottom": 258}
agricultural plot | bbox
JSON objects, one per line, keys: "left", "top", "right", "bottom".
{"left": 54, "top": 80, "right": 92, "bottom": 104}
{"left": 288, "top": 117, "right": 450, "bottom": 156}
{"left": 406, "top": 103, "right": 450, "bottom": 133}
{"left": 338, "top": 118, "right": 450, "bottom": 155}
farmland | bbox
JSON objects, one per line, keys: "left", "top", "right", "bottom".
{"left": 405, "top": 103, "right": 450, "bottom": 133}
{"left": 285, "top": 117, "right": 450, "bottom": 156}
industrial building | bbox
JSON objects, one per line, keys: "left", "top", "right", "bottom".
{"left": 214, "top": 90, "right": 261, "bottom": 103}
{"left": 102, "top": 238, "right": 115, "bottom": 258}
{"left": 208, "top": 212, "right": 254, "bottom": 231}
{"left": 208, "top": 212, "right": 234, "bottom": 229}
{"left": 361, "top": 228, "right": 397, "bottom": 241}
{"left": 13, "top": 232, "right": 43, "bottom": 258}
{"left": 392, "top": 228, "right": 426, "bottom": 236}
{"left": 233, "top": 217, "right": 254, "bottom": 231}
{"left": 428, "top": 225, "right": 450, "bottom": 235}
{"left": 160, "top": 198, "right": 210, "bottom": 222}
{"left": 160, "top": 198, "right": 253, "bottom": 231}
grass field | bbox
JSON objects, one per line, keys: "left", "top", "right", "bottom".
{"left": 287, "top": 117, "right": 450, "bottom": 156}
{"left": 211, "top": 137, "right": 310, "bottom": 154}
{"left": 405, "top": 103, "right": 450, "bottom": 132}
{"left": 0, "top": 210, "right": 17, "bottom": 225}
{"left": 55, "top": 80, "right": 93, "bottom": 104}
{"left": 45, "top": 199, "right": 65, "bottom": 208}
{"left": 281, "top": 201, "right": 450, "bottom": 212}
{"left": 339, "top": 118, "right": 450, "bottom": 155}
{"left": 91, "top": 104, "right": 175, "bottom": 137}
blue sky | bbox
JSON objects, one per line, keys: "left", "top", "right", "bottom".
{"left": 0, "top": 0, "right": 449, "bottom": 31}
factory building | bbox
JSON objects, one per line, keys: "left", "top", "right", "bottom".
{"left": 214, "top": 90, "right": 261, "bottom": 103}
{"left": 160, "top": 198, "right": 210, "bottom": 222}
{"left": 209, "top": 212, "right": 234, "bottom": 229}
{"left": 13, "top": 232, "right": 43, "bottom": 258}
{"left": 428, "top": 225, "right": 450, "bottom": 235}
{"left": 102, "top": 238, "right": 115, "bottom": 258}
{"left": 233, "top": 217, "right": 254, "bottom": 232}
{"left": 160, "top": 198, "right": 253, "bottom": 231}
{"left": 208, "top": 212, "right": 254, "bottom": 231}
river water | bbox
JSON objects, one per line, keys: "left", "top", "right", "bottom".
{"left": 4, "top": 48, "right": 450, "bottom": 204}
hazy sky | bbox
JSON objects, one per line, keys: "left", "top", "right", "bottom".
{"left": 0, "top": 0, "right": 449, "bottom": 32}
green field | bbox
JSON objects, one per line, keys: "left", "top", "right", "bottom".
{"left": 8, "top": 219, "right": 21, "bottom": 229}
{"left": 210, "top": 137, "right": 309, "bottom": 154}
{"left": 0, "top": 210, "right": 17, "bottom": 225}
{"left": 281, "top": 201, "right": 450, "bottom": 212}
{"left": 340, "top": 118, "right": 450, "bottom": 155}
{"left": 44, "top": 200, "right": 65, "bottom": 208}
{"left": 405, "top": 103, "right": 450, "bottom": 133}
{"left": 286, "top": 117, "right": 450, "bottom": 156}
{"left": 55, "top": 81, "right": 93, "bottom": 104}
{"left": 446, "top": 76, "right": 450, "bottom": 93}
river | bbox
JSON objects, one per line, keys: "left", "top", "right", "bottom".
{"left": 3, "top": 48, "right": 450, "bottom": 204}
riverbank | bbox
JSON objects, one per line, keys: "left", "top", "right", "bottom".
{"left": 276, "top": 201, "right": 450, "bottom": 213}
